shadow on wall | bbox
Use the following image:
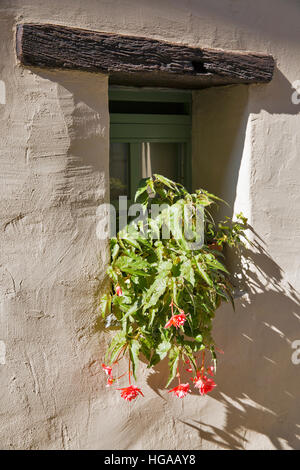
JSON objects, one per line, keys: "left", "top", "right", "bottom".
{"left": 185, "top": 237, "right": 300, "bottom": 450}
{"left": 192, "top": 67, "right": 300, "bottom": 220}
{"left": 34, "top": 64, "right": 300, "bottom": 449}
{"left": 147, "top": 237, "right": 300, "bottom": 449}
{"left": 29, "top": 68, "right": 109, "bottom": 179}
{"left": 148, "top": 67, "right": 300, "bottom": 449}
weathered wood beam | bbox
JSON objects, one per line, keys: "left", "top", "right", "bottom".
{"left": 16, "top": 23, "right": 275, "bottom": 89}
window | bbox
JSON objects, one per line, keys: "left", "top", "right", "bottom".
{"left": 109, "top": 87, "right": 192, "bottom": 204}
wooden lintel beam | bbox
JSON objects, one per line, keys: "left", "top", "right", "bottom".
{"left": 16, "top": 23, "right": 275, "bottom": 89}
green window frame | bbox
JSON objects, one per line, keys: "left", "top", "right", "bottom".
{"left": 109, "top": 87, "right": 192, "bottom": 204}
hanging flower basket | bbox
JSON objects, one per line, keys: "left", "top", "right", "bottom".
{"left": 99, "top": 174, "right": 247, "bottom": 401}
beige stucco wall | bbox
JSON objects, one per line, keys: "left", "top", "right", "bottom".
{"left": 0, "top": 0, "right": 299, "bottom": 450}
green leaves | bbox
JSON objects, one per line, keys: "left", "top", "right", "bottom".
{"left": 105, "top": 331, "right": 127, "bottom": 364}
{"left": 100, "top": 293, "right": 111, "bottom": 318}
{"left": 134, "top": 178, "right": 151, "bottom": 202}
{"left": 100, "top": 174, "right": 247, "bottom": 386}
{"left": 129, "top": 339, "right": 141, "bottom": 380}
{"left": 114, "top": 253, "right": 151, "bottom": 276}
{"left": 166, "top": 348, "right": 180, "bottom": 387}
{"left": 142, "top": 276, "right": 168, "bottom": 311}
{"left": 156, "top": 339, "right": 172, "bottom": 361}
{"left": 195, "top": 260, "right": 213, "bottom": 287}
{"left": 179, "top": 258, "right": 195, "bottom": 287}
{"left": 153, "top": 174, "right": 177, "bottom": 191}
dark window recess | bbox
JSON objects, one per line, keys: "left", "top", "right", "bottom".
{"left": 109, "top": 143, "right": 130, "bottom": 201}
{"left": 109, "top": 100, "right": 188, "bottom": 115}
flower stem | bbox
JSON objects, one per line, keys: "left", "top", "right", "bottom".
{"left": 201, "top": 350, "right": 205, "bottom": 375}
{"left": 113, "top": 344, "right": 127, "bottom": 365}
{"left": 177, "top": 365, "right": 181, "bottom": 385}
{"left": 128, "top": 359, "right": 131, "bottom": 385}
{"left": 116, "top": 372, "right": 127, "bottom": 380}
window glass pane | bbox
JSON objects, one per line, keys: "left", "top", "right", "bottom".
{"left": 141, "top": 142, "right": 184, "bottom": 183}
{"left": 110, "top": 143, "right": 129, "bottom": 200}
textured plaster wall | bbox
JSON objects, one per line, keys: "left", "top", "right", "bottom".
{"left": 0, "top": 0, "right": 299, "bottom": 450}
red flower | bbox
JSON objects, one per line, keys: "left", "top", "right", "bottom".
{"left": 102, "top": 363, "right": 112, "bottom": 377}
{"left": 164, "top": 313, "right": 188, "bottom": 329}
{"left": 117, "top": 385, "right": 144, "bottom": 402}
{"left": 106, "top": 377, "right": 114, "bottom": 387}
{"left": 115, "top": 285, "right": 123, "bottom": 296}
{"left": 192, "top": 374, "right": 216, "bottom": 396}
{"left": 207, "top": 366, "right": 214, "bottom": 376}
{"left": 168, "top": 383, "right": 190, "bottom": 398}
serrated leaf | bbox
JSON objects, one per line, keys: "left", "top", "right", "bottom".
{"left": 111, "top": 242, "right": 120, "bottom": 262}
{"left": 106, "top": 266, "right": 119, "bottom": 283}
{"left": 204, "top": 254, "right": 229, "bottom": 273}
{"left": 180, "top": 259, "right": 195, "bottom": 286}
{"left": 153, "top": 174, "right": 177, "bottom": 191}
{"left": 156, "top": 340, "right": 172, "bottom": 361}
{"left": 115, "top": 254, "right": 151, "bottom": 276}
{"left": 135, "top": 178, "right": 150, "bottom": 202}
{"left": 142, "top": 276, "right": 168, "bottom": 311}
{"left": 196, "top": 261, "right": 213, "bottom": 286}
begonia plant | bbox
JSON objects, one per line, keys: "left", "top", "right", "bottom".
{"left": 100, "top": 174, "right": 247, "bottom": 401}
